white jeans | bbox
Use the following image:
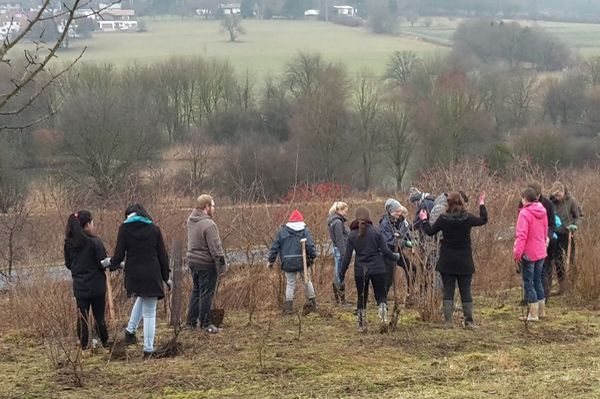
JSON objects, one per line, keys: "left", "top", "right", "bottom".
{"left": 126, "top": 296, "right": 158, "bottom": 352}
{"left": 285, "top": 271, "right": 315, "bottom": 301}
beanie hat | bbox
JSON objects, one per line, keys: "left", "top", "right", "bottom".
{"left": 354, "top": 207, "right": 371, "bottom": 221}
{"left": 409, "top": 187, "right": 423, "bottom": 204}
{"left": 288, "top": 209, "right": 304, "bottom": 223}
{"left": 385, "top": 198, "right": 402, "bottom": 215}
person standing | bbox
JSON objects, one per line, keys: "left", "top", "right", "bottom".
{"left": 549, "top": 181, "right": 581, "bottom": 294}
{"left": 110, "top": 204, "right": 170, "bottom": 358}
{"left": 340, "top": 207, "right": 400, "bottom": 331}
{"left": 64, "top": 211, "right": 110, "bottom": 350}
{"left": 514, "top": 187, "right": 548, "bottom": 321}
{"left": 268, "top": 210, "right": 317, "bottom": 314}
{"left": 420, "top": 192, "right": 487, "bottom": 329}
{"left": 378, "top": 199, "right": 414, "bottom": 304}
{"left": 186, "top": 194, "right": 227, "bottom": 333}
{"left": 327, "top": 201, "right": 351, "bottom": 307}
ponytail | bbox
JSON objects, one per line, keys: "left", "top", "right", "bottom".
{"left": 65, "top": 210, "right": 92, "bottom": 248}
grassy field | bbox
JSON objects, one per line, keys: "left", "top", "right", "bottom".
{"left": 1, "top": 295, "right": 599, "bottom": 398}
{"left": 53, "top": 18, "right": 443, "bottom": 76}
{"left": 407, "top": 17, "right": 600, "bottom": 56}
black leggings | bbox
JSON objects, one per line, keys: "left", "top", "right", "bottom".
{"left": 440, "top": 273, "right": 473, "bottom": 303}
{"left": 76, "top": 295, "right": 108, "bottom": 348}
{"left": 355, "top": 272, "right": 387, "bottom": 310}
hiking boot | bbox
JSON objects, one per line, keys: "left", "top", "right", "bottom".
{"left": 538, "top": 299, "right": 547, "bottom": 320}
{"left": 124, "top": 330, "right": 138, "bottom": 346}
{"left": 332, "top": 283, "right": 341, "bottom": 304}
{"left": 101, "top": 340, "right": 111, "bottom": 349}
{"left": 203, "top": 324, "right": 222, "bottom": 334}
{"left": 443, "top": 300, "right": 454, "bottom": 329}
{"left": 378, "top": 303, "right": 388, "bottom": 324}
{"left": 306, "top": 297, "right": 317, "bottom": 313}
{"left": 283, "top": 300, "right": 293, "bottom": 315}
{"left": 462, "top": 302, "right": 477, "bottom": 329}
{"left": 142, "top": 351, "right": 154, "bottom": 360}
{"left": 519, "top": 302, "right": 540, "bottom": 322}
{"left": 357, "top": 309, "right": 367, "bottom": 332}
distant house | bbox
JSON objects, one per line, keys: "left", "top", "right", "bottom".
{"left": 97, "top": 8, "right": 138, "bottom": 32}
{"left": 0, "top": 19, "right": 20, "bottom": 39}
{"left": 219, "top": 3, "right": 241, "bottom": 15}
{"left": 333, "top": 5, "right": 357, "bottom": 17}
{"left": 304, "top": 9, "right": 320, "bottom": 18}
{"left": 0, "top": 2, "right": 22, "bottom": 14}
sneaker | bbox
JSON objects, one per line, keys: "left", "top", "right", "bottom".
{"left": 203, "top": 324, "right": 222, "bottom": 334}
{"left": 124, "top": 330, "right": 138, "bottom": 345}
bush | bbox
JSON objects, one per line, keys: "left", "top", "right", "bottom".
{"left": 330, "top": 15, "right": 363, "bottom": 27}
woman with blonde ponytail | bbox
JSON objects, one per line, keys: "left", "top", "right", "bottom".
{"left": 327, "top": 201, "right": 351, "bottom": 306}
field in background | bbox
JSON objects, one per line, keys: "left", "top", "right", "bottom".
{"left": 54, "top": 19, "right": 442, "bottom": 76}
{"left": 407, "top": 17, "right": 600, "bottom": 56}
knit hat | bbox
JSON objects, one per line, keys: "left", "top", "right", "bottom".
{"left": 354, "top": 207, "right": 371, "bottom": 221}
{"left": 288, "top": 209, "right": 304, "bottom": 223}
{"left": 385, "top": 198, "right": 402, "bottom": 214}
{"left": 409, "top": 187, "right": 422, "bottom": 204}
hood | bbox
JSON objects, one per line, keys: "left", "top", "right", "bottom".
{"left": 188, "top": 209, "right": 210, "bottom": 223}
{"left": 124, "top": 213, "right": 153, "bottom": 225}
{"left": 350, "top": 219, "right": 373, "bottom": 230}
{"left": 123, "top": 221, "right": 155, "bottom": 240}
{"left": 327, "top": 213, "right": 346, "bottom": 226}
{"left": 522, "top": 202, "right": 547, "bottom": 220}
{"left": 285, "top": 221, "right": 306, "bottom": 231}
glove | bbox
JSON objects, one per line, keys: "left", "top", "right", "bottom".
{"left": 100, "top": 257, "right": 111, "bottom": 269}
{"left": 404, "top": 240, "right": 413, "bottom": 248}
{"left": 514, "top": 258, "right": 522, "bottom": 274}
{"left": 267, "top": 262, "right": 274, "bottom": 269}
{"left": 118, "top": 261, "right": 125, "bottom": 269}
{"left": 393, "top": 253, "right": 401, "bottom": 262}
{"left": 567, "top": 224, "right": 578, "bottom": 232}
{"left": 418, "top": 209, "right": 428, "bottom": 221}
{"left": 478, "top": 192, "right": 486, "bottom": 206}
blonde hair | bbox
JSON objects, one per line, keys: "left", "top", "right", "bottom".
{"left": 328, "top": 201, "right": 348, "bottom": 216}
{"left": 550, "top": 181, "right": 565, "bottom": 196}
{"left": 196, "top": 194, "right": 213, "bottom": 211}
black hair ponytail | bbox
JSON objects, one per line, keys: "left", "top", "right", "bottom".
{"left": 65, "top": 210, "right": 92, "bottom": 249}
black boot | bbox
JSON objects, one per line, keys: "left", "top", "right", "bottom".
{"left": 283, "top": 300, "right": 293, "bottom": 315}
{"left": 333, "top": 283, "right": 341, "bottom": 304}
{"left": 124, "top": 330, "right": 138, "bottom": 346}
{"left": 443, "top": 300, "right": 454, "bottom": 329}
{"left": 462, "top": 302, "right": 476, "bottom": 329}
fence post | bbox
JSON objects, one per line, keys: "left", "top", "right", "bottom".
{"left": 170, "top": 239, "right": 184, "bottom": 327}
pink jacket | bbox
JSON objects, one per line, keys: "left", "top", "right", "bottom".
{"left": 514, "top": 202, "right": 548, "bottom": 262}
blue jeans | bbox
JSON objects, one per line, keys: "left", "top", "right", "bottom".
{"left": 126, "top": 296, "right": 158, "bottom": 352}
{"left": 522, "top": 259, "right": 545, "bottom": 304}
{"left": 333, "top": 246, "right": 343, "bottom": 285}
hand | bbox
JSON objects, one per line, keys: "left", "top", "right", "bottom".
{"left": 514, "top": 258, "right": 521, "bottom": 274}
{"left": 478, "top": 192, "right": 486, "bottom": 206}
{"left": 567, "top": 224, "right": 578, "bottom": 232}
{"left": 418, "top": 209, "right": 428, "bottom": 221}
{"left": 119, "top": 261, "right": 125, "bottom": 269}
{"left": 100, "top": 257, "right": 111, "bottom": 269}
{"left": 267, "top": 262, "right": 274, "bottom": 270}
{"left": 165, "top": 279, "right": 172, "bottom": 291}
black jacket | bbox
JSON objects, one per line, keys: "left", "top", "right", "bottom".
{"left": 422, "top": 205, "right": 488, "bottom": 275}
{"left": 110, "top": 221, "right": 170, "bottom": 299}
{"left": 327, "top": 213, "right": 348, "bottom": 255}
{"left": 340, "top": 220, "right": 397, "bottom": 278}
{"left": 64, "top": 234, "right": 107, "bottom": 299}
{"left": 268, "top": 223, "right": 316, "bottom": 273}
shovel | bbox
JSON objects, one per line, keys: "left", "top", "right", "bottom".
{"left": 300, "top": 238, "right": 315, "bottom": 315}
{"left": 209, "top": 275, "right": 225, "bottom": 327}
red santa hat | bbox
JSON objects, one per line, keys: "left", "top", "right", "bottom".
{"left": 288, "top": 209, "right": 304, "bottom": 223}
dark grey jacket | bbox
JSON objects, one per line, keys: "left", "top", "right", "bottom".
{"left": 327, "top": 213, "right": 348, "bottom": 255}
{"left": 268, "top": 223, "right": 316, "bottom": 273}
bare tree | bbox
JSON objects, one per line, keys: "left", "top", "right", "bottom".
{"left": 381, "top": 94, "right": 414, "bottom": 189}
{"left": 0, "top": 175, "right": 30, "bottom": 280}
{"left": 284, "top": 52, "right": 323, "bottom": 98}
{"left": 0, "top": 0, "right": 120, "bottom": 131}
{"left": 221, "top": 14, "right": 246, "bottom": 42}
{"left": 385, "top": 50, "right": 422, "bottom": 87}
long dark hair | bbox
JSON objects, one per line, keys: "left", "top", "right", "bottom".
{"left": 446, "top": 192, "right": 466, "bottom": 214}
{"left": 354, "top": 207, "right": 371, "bottom": 238}
{"left": 124, "top": 203, "right": 152, "bottom": 221}
{"left": 65, "top": 210, "right": 92, "bottom": 249}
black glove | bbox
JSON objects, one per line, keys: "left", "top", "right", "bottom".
{"left": 308, "top": 258, "right": 315, "bottom": 268}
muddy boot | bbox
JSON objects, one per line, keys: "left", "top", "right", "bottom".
{"left": 443, "top": 299, "right": 454, "bottom": 329}
{"left": 357, "top": 309, "right": 367, "bottom": 332}
{"left": 462, "top": 302, "right": 477, "bottom": 329}
{"left": 124, "top": 330, "right": 138, "bottom": 346}
{"left": 519, "top": 302, "right": 539, "bottom": 322}
{"left": 378, "top": 303, "right": 389, "bottom": 324}
{"left": 285, "top": 300, "right": 294, "bottom": 314}
{"left": 538, "top": 299, "right": 546, "bottom": 320}
{"left": 308, "top": 297, "right": 317, "bottom": 312}
{"left": 338, "top": 284, "right": 353, "bottom": 309}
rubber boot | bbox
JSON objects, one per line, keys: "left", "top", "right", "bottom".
{"left": 378, "top": 303, "right": 388, "bottom": 324}
{"left": 462, "top": 302, "right": 476, "bottom": 329}
{"left": 283, "top": 300, "right": 293, "bottom": 315}
{"left": 443, "top": 300, "right": 454, "bottom": 329}
{"left": 357, "top": 309, "right": 367, "bottom": 331}
{"left": 538, "top": 299, "right": 546, "bottom": 320}
{"left": 519, "top": 302, "right": 539, "bottom": 321}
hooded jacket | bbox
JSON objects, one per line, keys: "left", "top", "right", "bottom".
{"left": 110, "top": 217, "right": 170, "bottom": 299}
{"left": 268, "top": 222, "right": 316, "bottom": 273}
{"left": 64, "top": 234, "right": 107, "bottom": 299}
{"left": 422, "top": 205, "right": 488, "bottom": 275}
{"left": 514, "top": 202, "right": 548, "bottom": 262}
{"left": 187, "top": 209, "right": 225, "bottom": 270}
{"left": 340, "top": 220, "right": 398, "bottom": 278}
{"left": 327, "top": 213, "right": 348, "bottom": 255}
{"left": 378, "top": 213, "right": 411, "bottom": 250}
{"left": 550, "top": 192, "right": 580, "bottom": 234}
